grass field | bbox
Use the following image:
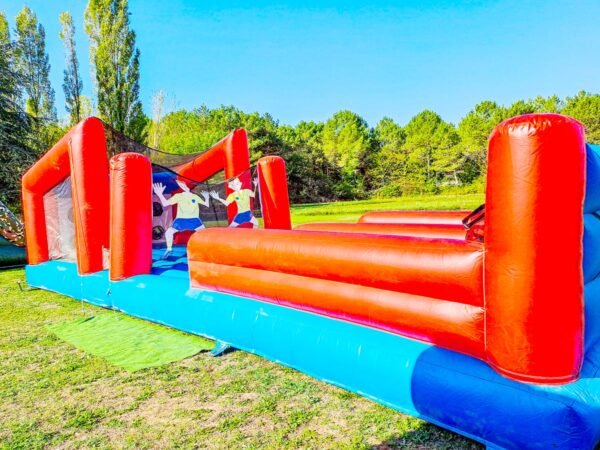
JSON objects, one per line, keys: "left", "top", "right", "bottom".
{"left": 290, "top": 193, "right": 484, "bottom": 225}
{"left": 1, "top": 195, "right": 483, "bottom": 449}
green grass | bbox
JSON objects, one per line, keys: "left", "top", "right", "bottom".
{"left": 1, "top": 194, "right": 484, "bottom": 449}
{"left": 290, "top": 193, "right": 484, "bottom": 225}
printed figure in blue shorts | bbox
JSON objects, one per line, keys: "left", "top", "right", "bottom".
{"left": 210, "top": 177, "right": 259, "bottom": 228}
{"left": 153, "top": 179, "right": 210, "bottom": 259}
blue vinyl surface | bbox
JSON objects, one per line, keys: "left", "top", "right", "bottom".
{"left": 151, "top": 245, "right": 189, "bottom": 275}
{"left": 26, "top": 260, "right": 600, "bottom": 449}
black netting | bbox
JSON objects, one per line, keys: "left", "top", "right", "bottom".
{"left": 103, "top": 122, "right": 202, "bottom": 167}
{"left": 102, "top": 121, "right": 262, "bottom": 249}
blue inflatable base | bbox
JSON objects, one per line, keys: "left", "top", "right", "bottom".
{"left": 26, "top": 260, "right": 600, "bottom": 449}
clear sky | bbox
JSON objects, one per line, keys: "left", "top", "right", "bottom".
{"left": 3, "top": 0, "right": 600, "bottom": 126}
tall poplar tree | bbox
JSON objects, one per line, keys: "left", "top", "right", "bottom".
{"left": 14, "top": 6, "right": 56, "bottom": 122}
{"left": 59, "top": 11, "right": 83, "bottom": 125}
{"left": 85, "top": 0, "right": 147, "bottom": 141}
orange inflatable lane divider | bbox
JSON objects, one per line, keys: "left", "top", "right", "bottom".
{"left": 296, "top": 222, "right": 468, "bottom": 240}
{"left": 359, "top": 210, "right": 470, "bottom": 225}
{"left": 188, "top": 228, "right": 484, "bottom": 306}
{"left": 189, "top": 260, "right": 485, "bottom": 357}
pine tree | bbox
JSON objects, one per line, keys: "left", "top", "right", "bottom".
{"left": 59, "top": 11, "right": 83, "bottom": 125}
{"left": 85, "top": 0, "right": 147, "bottom": 142}
{"left": 14, "top": 6, "right": 56, "bottom": 122}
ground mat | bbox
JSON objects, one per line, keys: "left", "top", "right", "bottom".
{"left": 48, "top": 313, "right": 214, "bottom": 371}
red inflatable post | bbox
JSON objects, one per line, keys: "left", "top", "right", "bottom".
{"left": 484, "top": 114, "right": 586, "bottom": 384}
{"left": 109, "top": 153, "right": 153, "bottom": 281}
{"left": 22, "top": 117, "right": 109, "bottom": 274}
{"left": 257, "top": 156, "right": 291, "bottom": 230}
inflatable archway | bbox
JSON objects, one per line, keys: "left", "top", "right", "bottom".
{"left": 22, "top": 114, "right": 600, "bottom": 449}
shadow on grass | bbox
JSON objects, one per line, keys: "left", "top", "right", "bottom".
{"left": 370, "top": 423, "right": 483, "bottom": 449}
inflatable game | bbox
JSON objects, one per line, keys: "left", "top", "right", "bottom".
{"left": 0, "top": 199, "right": 26, "bottom": 268}
{"left": 22, "top": 114, "right": 600, "bottom": 449}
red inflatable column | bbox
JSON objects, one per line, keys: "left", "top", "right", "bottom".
{"left": 69, "top": 118, "right": 110, "bottom": 274}
{"left": 484, "top": 114, "right": 586, "bottom": 384}
{"left": 257, "top": 156, "right": 291, "bottom": 230}
{"left": 109, "top": 153, "right": 153, "bottom": 281}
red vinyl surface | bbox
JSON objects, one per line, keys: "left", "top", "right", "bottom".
{"left": 109, "top": 153, "right": 153, "bottom": 281}
{"left": 484, "top": 114, "right": 585, "bottom": 383}
{"left": 257, "top": 156, "right": 292, "bottom": 230}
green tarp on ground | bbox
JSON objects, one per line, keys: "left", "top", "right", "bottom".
{"left": 48, "top": 313, "right": 214, "bottom": 371}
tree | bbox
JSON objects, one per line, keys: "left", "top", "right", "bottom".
{"left": 321, "top": 110, "right": 372, "bottom": 197}
{"left": 85, "top": 0, "right": 147, "bottom": 142}
{"left": 562, "top": 91, "right": 600, "bottom": 144}
{"left": 0, "top": 12, "right": 36, "bottom": 208}
{"left": 531, "top": 95, "right": 563, "bottom": 113}
{"left": 277, "top": 121, "right": 340, "bottom": 202}
{"left": 457, "top": 101, "right": 505, "bottom": 181}
{"left": 14, "top": 7, "right": 55, "bottom": 123}
{"left": 59, "top": 11, "right": 83, "bottom": 125}
{"left": 322, "top": 110, "right": 371, "bottom": 174}
{"left": 504, "top": 99, "right": 535, "bottom": 118}
{"left": 372, "top": 117, "right": 407, "bottom": 196}
{"left": 402, "top": 110, "right": 459, "bottom": 192}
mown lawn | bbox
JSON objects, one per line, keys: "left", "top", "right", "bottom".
{"left": 1, "top": 194, "right": 483, "bottom": 449}
{"left": 290, "top": 193, "right": 484, "bottom": 225}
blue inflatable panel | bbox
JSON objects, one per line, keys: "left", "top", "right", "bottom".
{"left": 25, "top": 261, "right": 600, "bottom": 449}
{"left": 585, "top": 144, "right": 600, "bottom": 214}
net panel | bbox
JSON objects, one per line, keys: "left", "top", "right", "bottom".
{"left": 103, "top": 123, "right": 207, "bottom": 168}
{"left": 43, "top": 177, "right": 77, "bottom": 261}
{"left": 151, "top": 165, "right": 262, "bottom": 248}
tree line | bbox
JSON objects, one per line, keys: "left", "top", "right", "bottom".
{"left": 1, "top": 1, "right": 600, "bottom": 209}
{"left": 150, "top": 93, "right": 600, "bottom": 203}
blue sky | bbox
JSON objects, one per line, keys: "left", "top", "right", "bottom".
{"left": 3, "top": 0, "right": 600, "bottom": 126}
